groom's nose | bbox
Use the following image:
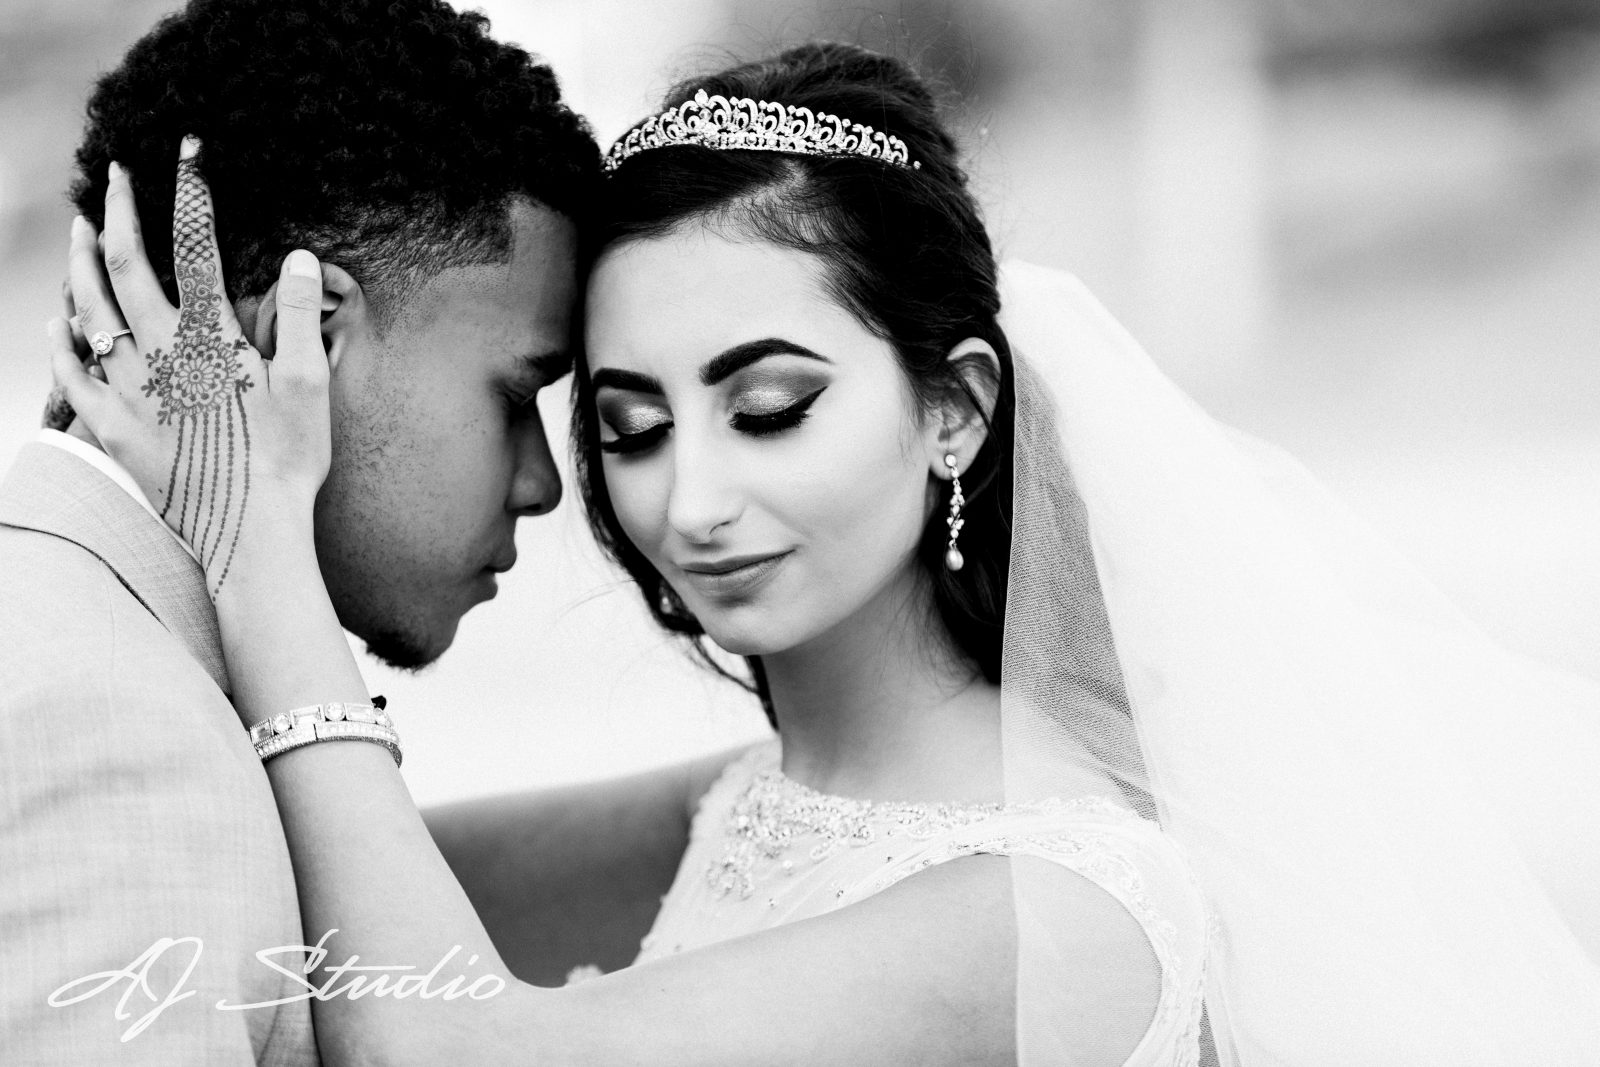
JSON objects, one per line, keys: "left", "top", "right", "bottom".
{"left": 507, "top": 417, "right": 562, "bottom": 517}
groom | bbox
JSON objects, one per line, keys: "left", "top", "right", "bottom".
{"left": 0, "top": 0, "right": 597, "bottom": 1061}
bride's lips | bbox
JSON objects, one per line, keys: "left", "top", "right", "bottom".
{"left": 678, "top": 551, "right": 791, "bottom": 598}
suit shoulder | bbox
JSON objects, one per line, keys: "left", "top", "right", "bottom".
{"left": 0, "top": 524, "right": 122, "bottom": 610}
{"left": 0, "top": 527, "right": 217, "bottom": 715}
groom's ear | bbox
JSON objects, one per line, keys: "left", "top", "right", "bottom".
{"left": 244, "top": 262, "right": 361, "bottom": 373}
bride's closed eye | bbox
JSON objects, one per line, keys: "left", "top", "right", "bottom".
{"left": 599, "top": 405, "right": 672, "bottom": 455}
{"left": 730, "top": 385, "right": 826, "bottom": 437}
{"left": 599, "top": 386, "right": 828, "bottom": 456}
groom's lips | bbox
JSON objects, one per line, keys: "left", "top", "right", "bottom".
{"left": 473, "top": 549, "right": 517, "bottom": 601}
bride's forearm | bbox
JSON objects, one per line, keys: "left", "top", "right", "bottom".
{"left": 211, "top": 502, "right": 366, "bottom": 717}
{"left": 211, "top": 504, "right": 540, "bottom": 1066}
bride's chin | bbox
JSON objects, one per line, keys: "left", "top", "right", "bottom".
{"left": 702, "top": 630, "right": 773, "bottom": 659}
{"left": 697, "top": 615, "right": 795, "bottom": 660}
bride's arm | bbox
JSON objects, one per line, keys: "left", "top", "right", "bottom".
{"left": 54, "top": 149, "right": 1158, "bottom": 1066}
{"left": 423, "top": 747, "right": 749, "bottom": 985}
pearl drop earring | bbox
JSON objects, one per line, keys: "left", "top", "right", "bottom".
{"left": 943, "top": 453, "right": 965, "bottom": 572}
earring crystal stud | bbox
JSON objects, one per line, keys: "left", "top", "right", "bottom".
{"left": 943, "top": 453, "right": 965, "bottom": 572}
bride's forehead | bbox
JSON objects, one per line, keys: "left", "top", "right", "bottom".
{"left": 585, "top": 232, "right": 871, "bottom": 359}
{"left": 591, "top": 228, "right": 833, "bottom": 311}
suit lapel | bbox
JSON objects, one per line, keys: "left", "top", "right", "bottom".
{"left": 0, "top": 443, "right": 229, "bottom": 693}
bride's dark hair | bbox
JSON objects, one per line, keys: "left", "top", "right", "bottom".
{"left": 573, "top": 42, "right": 1015, "bottom": 722}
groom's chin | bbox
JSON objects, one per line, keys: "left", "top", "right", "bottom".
{"left": 362, "top": 624, "right": 451, "bottom": 673}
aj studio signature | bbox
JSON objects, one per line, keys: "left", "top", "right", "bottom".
{"left": 47, "top": 931, "right": 506, "bottom": 1042}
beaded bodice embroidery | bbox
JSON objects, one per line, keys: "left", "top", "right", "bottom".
{"left": 633, "top": 742, "right": 1209, "bottom": 1066}
{"left": 708, "top": 761, "right": 1137, "bottom": 902}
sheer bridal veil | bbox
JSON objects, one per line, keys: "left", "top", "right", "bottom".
{"left": 994, "top": 261, "right": 1600, "bottom": 1064}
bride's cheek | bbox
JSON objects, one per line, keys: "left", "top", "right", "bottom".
{"left": 608, "top": 467, "right": 667, "bottom": 551}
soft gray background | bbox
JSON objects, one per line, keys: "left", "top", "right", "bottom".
{"left": 3, "top": 0, "right": 1596, "bottom": 803}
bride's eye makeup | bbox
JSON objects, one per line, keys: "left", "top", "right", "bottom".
{"left": 598, "top": 401, "right": 672, "bottom": 455}
{"left": 729, "top": 384, "right": 827, "bottom": 436}
{"left": 591, "top": 349, "right": 831, "bottom": 455}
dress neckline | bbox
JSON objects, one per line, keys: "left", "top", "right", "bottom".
{"left": 703, "top": 748, "right": 1150, "bottom": 901}
{"left": 744, "top": 741, "right": 1139, "bottom": 820}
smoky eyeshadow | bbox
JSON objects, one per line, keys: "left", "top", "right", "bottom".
{"left": 727, "top": 368, "right": 832, "bottom": 415}
{"left": 599, "top": 399, "right": 670, "bottom": 435}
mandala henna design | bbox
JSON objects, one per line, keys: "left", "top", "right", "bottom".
{"left": 141, "top": 157, "right": 254, "bottom": 596}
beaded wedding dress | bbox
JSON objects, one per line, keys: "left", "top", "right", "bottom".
{"left": 630, "top": 264, "right": 1598, "bottom": 1064}
{"left": 635, "top": 740, "right": 1210, "bottom": 1065}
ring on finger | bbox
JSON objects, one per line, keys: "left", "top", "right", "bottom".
{"left": 88, "top": 329, "right": 132, "bottom": 358}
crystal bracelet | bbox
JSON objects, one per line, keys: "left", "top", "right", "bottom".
{"left": 248, "top": 699, "right": 401, "bottom": 767}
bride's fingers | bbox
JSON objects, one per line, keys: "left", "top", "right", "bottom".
{"left": 64, "top": 313, "right": 97, "bottom": 369}
{"left": 270, "top": 250, "right": 328, "bottom": 389}
{"left": 47, "top": 317, "right": 114, "bottom": 430}
{"left": 67, "top": 319, "right": 106, "bottom": 382}
{"left": 66, "top": 216, "right": 139, "bottom": 379}
{"left": 60, "top": 279, "right": 97, "bottom": 367}
{"left": 101, "top": 159, "right": 172, "bottom": 334}
{"left": 171, "top": 136, "right": 241, "bottom": 337}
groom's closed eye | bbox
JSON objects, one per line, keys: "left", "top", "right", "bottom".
{"left": 499, "top": 350, "right": 572, "bottom": 414}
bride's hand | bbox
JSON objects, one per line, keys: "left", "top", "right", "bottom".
{"left": 49, "top": 137, "right": 331, "bottom": 597}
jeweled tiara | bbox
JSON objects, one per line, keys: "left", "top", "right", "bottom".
{"left": 603, "top": 89, "right": 920, "bottom": 174}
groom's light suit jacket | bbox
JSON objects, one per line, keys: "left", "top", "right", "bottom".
{"left": 0, "top": 442, "right": 319, "bottom": 1065}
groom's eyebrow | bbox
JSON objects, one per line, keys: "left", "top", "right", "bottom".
{"left": 700, "top": 338, "right": 829, "bottom": 386}
{"left": 590, "top": 368, "right": 662, "bottom": 394}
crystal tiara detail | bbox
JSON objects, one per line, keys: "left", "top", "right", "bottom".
{"left": 603, "top": 89, "right": 921, "bottom": 173}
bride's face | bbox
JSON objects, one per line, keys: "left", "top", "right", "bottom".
{"left": 585, "top": 226, "right": 939, "bottom": 657}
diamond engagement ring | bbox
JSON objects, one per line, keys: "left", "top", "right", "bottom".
{"left": 88, "top": 329, "right": 132, "bottom": 357}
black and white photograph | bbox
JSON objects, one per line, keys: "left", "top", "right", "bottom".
{"left": 1, "top": 0, "right": 1598, "bottom": 1063}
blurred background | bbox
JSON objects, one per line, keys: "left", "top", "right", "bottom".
{"left": 1, "top": 0, "right": 1596, "bottom": 804}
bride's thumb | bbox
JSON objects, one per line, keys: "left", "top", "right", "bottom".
{"left": 271, "top": 250, "right": 329, "bottom": 389}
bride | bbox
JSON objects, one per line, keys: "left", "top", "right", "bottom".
{"left": 52, "top": 42, "right": 1600, "bottom": 1067}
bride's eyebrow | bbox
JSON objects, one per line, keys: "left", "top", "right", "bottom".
{"left": 699, "top": 338, "right": 830, "bottom": 386}
{"left": 589, "top": 339, "right": 830, "bottom": 395}
{"left": 591, "top": 367, "right": 663, "bottom": 394}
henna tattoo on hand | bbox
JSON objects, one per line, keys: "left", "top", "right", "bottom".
{"left": 141, "top": 157, "right": 253, "bottom": 596}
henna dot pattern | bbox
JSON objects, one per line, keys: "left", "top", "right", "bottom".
{"left": 140, "top": 156, "right": 254, "bottom": 596}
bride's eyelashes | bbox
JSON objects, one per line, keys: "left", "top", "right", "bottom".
{"left": 730, "top": 386, "right": 826, "bottom": 436}
{"left": 599, "top": 386, "right": 828, "bottom": 455}
{"left": 598, "top": 400, "right": 673, "bottom": 454}
{"left": 600, "top": 421, "right": 672, "bottom": 455}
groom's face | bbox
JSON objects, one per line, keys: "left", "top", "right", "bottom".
{"left": 313, "top": 201, "right": 578, "bottom": 668}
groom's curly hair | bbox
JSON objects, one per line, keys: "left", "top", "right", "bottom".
{"left": 69, "top": 0, "right": 598, "bottom": 322}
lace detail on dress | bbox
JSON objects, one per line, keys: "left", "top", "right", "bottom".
{"left": 639, "top": 743, "right": 1210, "bottom": 1065}
{"left": 706, "top": 756, "right": 1141, "bottom": 900}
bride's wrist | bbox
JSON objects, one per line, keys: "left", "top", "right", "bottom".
{"left": 208, "top": 497, "right": 356, "bottom": 729}
{"left": 205, "top": 492, "right": 322, "bottom": 604}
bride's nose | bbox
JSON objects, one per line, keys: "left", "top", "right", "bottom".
{"left": 665, "top": 430, "right": 741, "bottom": 543}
